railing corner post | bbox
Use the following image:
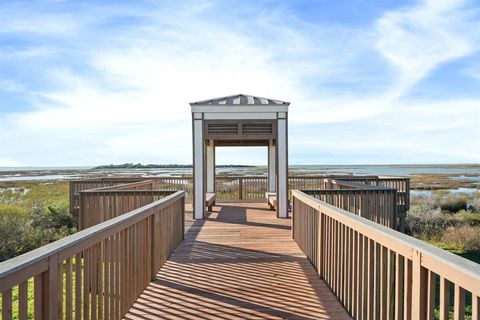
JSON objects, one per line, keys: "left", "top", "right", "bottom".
{"left": 412, "top": 250, "right": 427, "bottom": 320}
{"left": 291, "top": 194, "right": 295, "bottom": 239}
{"left": 150, "top": 214, "right": 158, "bottom": 281}
{"left": 318, "top": 208, "right": 324, "bottom": 279}
{"left": 41, "top": 254, "right": 59, "bottom": 320}
{"left": 182, "top": 195, "right": 186, "bottom": 240}
{"left": 239, "top": 177, "right": 243, "bottom": 200}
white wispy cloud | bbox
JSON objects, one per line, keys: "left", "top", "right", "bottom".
{"left": 376, "top": 0, "right": 480, "bottom": 96}
{"left": 0, "top": 0, "right": 479, "bottom": 165}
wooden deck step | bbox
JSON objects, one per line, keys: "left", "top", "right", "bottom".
{"left": 125, "top": 202, "right": 351, "bottom": 320}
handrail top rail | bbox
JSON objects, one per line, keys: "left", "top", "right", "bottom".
{"left": 70, "top": 175, "right": 410, "bottom": 181}
{"left": 79, "top": 189, "right": 174, "bottom": 195}
{"left": 338, "top": 175, "right": 410, "bottom": 180}
{"left": 291, "top": 190, "right": 480, "bottom": 289}
{"left": 301, "top": 187, "right": 397, "bottom": 193}
{"left": 80, "top": 180, "right": 154, "bottom": 193}
{"left": 327, "top": 179, "right": 397, "bottom": 191}
{"left": 0, "top": 190, "right": 186, "bottom": 279}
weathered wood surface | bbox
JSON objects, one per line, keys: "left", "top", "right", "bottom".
{"left": 70, "top": 176, "right": 410, "bottom": 208}
{"left": 125, "top": 202, "right": 351, "bottom": 320}
{"left": 0, "top": 191, "right": 185, "bottom": 320}
{"left": 292, "top": 190, "right": 480, "bottom": 320}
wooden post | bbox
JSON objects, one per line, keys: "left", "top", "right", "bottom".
{"left": 268, "top": 140, "right": 276, "bottom": 193}
{"left": 193, "top": 113, "right": 205, "bottom": 219}
{"left": 206, "top": 140, "right": 215, "bottom": 194}
{"left": 150, "top": 214, "right": 157, "bottom": 280}
{"left": 318, "top": 209, "right": 324, "bottom": 278}
{"left": 41, "top": 254, "right": 59, "bottom": 320}
{"left": 412, "top": 250, "right": 427, "bottom": 320}
{"left": 277, "top": 116, "right": 288, "bottom": 218}
{"left": 454, "top": 285, "right": 465, "bottom": 320}
{"left": 239, "top": 177, "right": 243, "bottom": 200}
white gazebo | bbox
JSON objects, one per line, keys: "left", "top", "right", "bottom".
{"left": 190, "top": 94, "right": 290, "bottom": 219}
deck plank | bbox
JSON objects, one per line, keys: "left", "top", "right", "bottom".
{"left": 125, "top": 202, "right": 351, "bottom": 319}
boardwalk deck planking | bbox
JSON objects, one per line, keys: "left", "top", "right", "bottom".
{"left": 125, "top": 203, "right": 351, "bottom": 319}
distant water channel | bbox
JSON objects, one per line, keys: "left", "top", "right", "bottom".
{"left": 411, "top": 188, "right": 480, "bottom": 197}
{"left": 1, "top": 164, "right": 479, "bottom": 186}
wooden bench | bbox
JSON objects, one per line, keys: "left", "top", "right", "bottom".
{"left": 206, "top": 193, "right": 216, "bottom": 211}
{"left": 265, "top": 192, "right": 277, "bottom": 210}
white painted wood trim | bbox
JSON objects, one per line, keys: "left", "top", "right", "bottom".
{"left": 206, "top": 141, "right": 215, "bottom": 193}
{"left": 204, "top": 112, "right": 277, "bottom": 120}
{"left": 191, "top": 105, "right": 289, "bottom": 113}
{"left": 277, "top": 119, "right": 288, "bottom": 218}
{"left": 193, "top": 119, "right": 204, "bottom": 219}
{"left": 268, "top": 141, "right": 276, "bottom": 193}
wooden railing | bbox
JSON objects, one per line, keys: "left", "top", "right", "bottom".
{"left": 335, "top": 176, "right": 410, "bottom": 213}
{"left": 69, "top": 178, "right": 147, "bottom": 216}
{"left": 292, "top": 190, "right": 480, "bottom": 320}
{"left": 79, "top": 188, "right": 175, "bottom": 229}
{"left": 69, "top": 176, "right": 410, "bottom": 215}
{"left": 302, "top": 187, "right": 398, "bottom": 230}
{"left": 0, "top": 191, "right": 185, "bottom": 320}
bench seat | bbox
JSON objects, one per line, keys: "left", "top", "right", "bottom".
{"left": 206, "top": 193, "right": 216, "bottom": 211}
{"left": 265, "top": 192, "right": 277, "bottom": 210}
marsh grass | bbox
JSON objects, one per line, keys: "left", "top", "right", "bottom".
{"left": 0, "top": 181, "right": 76, "bottom": 262}
{"left": 407, "top": 190, "right": 480, "bottom": 261}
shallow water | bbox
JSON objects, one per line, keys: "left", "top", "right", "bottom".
{"left": 410, "top": 188, "right": 480, "bottom": 197}
{"left": 1, "top": 164, "right": 479, "bottom": 182}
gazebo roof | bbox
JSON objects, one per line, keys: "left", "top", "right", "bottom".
{"left": 190, "top": 94, "right": 290, "bottom": 106}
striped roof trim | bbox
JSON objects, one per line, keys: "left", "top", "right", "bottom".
{"left": 190, "top": 94, "right": 290, "bottom": 106}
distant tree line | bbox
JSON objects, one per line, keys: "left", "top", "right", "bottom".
{"left": 94, "top": 163, "right": 255, "bottom": 169}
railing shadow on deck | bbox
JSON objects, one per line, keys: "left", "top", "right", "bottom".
{"left": 126, "top": 239, "right": 347, "bottom": 319}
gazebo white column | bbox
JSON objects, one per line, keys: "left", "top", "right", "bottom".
{"left": 193, "top": 113, "right": 205, "bottom": 219}
{"left": 206, "top": 140, "right": 215, "bottom": 194}
{"left": 268, "top": 140, "right": 276, "bottom": 193}
{"left": 276, "top": 114, "right": 288, "bottom": 218}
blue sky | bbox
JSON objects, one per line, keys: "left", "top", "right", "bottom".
{"left": 0, "top": 0, "right": 479, "bottom": 166}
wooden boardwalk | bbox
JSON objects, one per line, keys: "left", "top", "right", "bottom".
{"left": 125, "top": 203, "right": 351, "bottom": 320}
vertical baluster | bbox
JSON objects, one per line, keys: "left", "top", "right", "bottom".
{"left": 454, "top": 285, "right": 465, "bottom": 320}
{"left": 75, "top": 253, "right": 82, "bottom": 320}
{"left": 91, "top": 244, "right": 98, "bottom": 320}
{"left": 2, "top": 288, "right": 13, "bottom": 320}
{"left": 355, "top": 232, "right": 363, "bottom": 320}
{"left": 84, "top": 248, "right": 90, "bottom": 319}
{"left": 440, "top": 277, "right": 450, "bottom": 320}
{"left": 395, "top": 254, "right": 403, "bottom": 320}
{"left": 98, "top": 241, "right": 104, "bottom": 319}
{"left": 34, "top": 274, "right": 43, "bottom": 319}
{"left": 426, "top": 271, "right": 436, "bottom": 320}
{"left": 472, "top": 295, "right": 479, "bottom": 320}
{"left": 412, "top": 251, "right": 427, "bottom": 320}
{"left": 374, "top": 243, "right": 380, "bottom": 320}
{"left": 380, "top": 246, "right": 388, "bottom": 320}
{"left": 386, "top": 250, "right": 394, "bottom": 320}
{"left": 65, "top": 257, "right": 73, "bottom": 320}
{"left": 404, "top": 258, "right": 412, "bottom": 319}
{"left": 367, "top": 239, "right": 374, "bottom": 320}
{"left": 105, "top": 238, "right": 111, "bottom": 320}
{"left": 18, "top": 281, "right": 28, "bottom": 320}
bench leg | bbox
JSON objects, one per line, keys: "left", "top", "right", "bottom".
{"left": 208, "top": 205, "right": 213, "bottom": 211}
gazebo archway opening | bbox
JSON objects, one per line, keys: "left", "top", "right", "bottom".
{"left": 190, "top": 94, "right": 290, "bottom": 220}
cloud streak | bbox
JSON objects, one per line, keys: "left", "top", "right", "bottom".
{"left": 0, "top": 0, "right": 479, "bottom": 165}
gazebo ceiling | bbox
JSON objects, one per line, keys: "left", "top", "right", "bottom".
{"left": 190, "top": 94, "right": 290, "bottom": 106}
